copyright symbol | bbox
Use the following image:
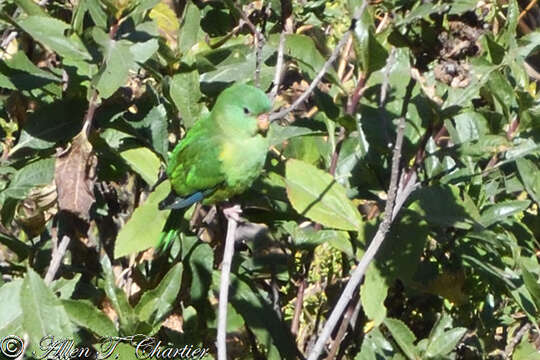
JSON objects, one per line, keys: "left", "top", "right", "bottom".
{"left": 1, "top": 335, "right": 24, "bottom": 358}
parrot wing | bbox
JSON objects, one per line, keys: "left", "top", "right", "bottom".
{"left": 161, "top": 122, "right": 227, "bottom": 209}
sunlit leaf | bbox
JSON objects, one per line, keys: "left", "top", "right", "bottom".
{"left": 285, "top": 159, "right": 363, "bottom": 231}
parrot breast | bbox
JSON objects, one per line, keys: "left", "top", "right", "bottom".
{"left": 205, "top": 135, "right": 268, "bottom": 204}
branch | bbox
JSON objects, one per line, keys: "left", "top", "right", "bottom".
{"left": 217, "top": 205, "right": 242, "bottom": 360}
{"left": 44, "top": 235, "right": 71, "bottom": 284}
{"left": 232, "top": 2, "right": 265, "bottom": 87}
{"left": 82, "top": 18, "right": 119, "bottom": 137}
{"left": 270, "top": 0, "right": 293, "bottom": 101}
{"left": 518, "top": 0, "right": 538, "bottom": 21}
{"left": 270, "top": 31, "right": 287, "bottom": 101}
{"left": 290, "top": 278, "right": 306, "bottom": 337}
{"left": 380, "top": 47, "right": 396, "bottom": 107}
{"left": 0, "top": 31, "right": 17, "bottom": 52}
{"left": 306, "top": 116, "right": 407, "bottom": 360}
{"left": 324, "top": 299, "right": 356, "bottom": 360}
{"left": 504, "top": 323, "right": 531, "bottom": 359}
{"left": 269, "top": 0, "right": 369, "bottom": 122}
{"left": 82, "top": 90, "right": 99, "bottom": 137}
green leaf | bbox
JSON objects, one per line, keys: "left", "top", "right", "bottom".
{"left": 285, "top": 159, "right": 363, "bottom": 231}
{"left": 186, "top": 242, "right": 213, "bottom": 302}
{"left": 513, "top": 330, "right": 540, "bottom": 360}
{"left": 135, "top": 262, "right": 183, "bottom": 329}
{"left": 62, "top": 299, "right": 117, "bottom": 337}
{"left": 129, "top": 104, "right": 169, "bottom": 160}
{"left": 0, "top": 232, "right": 30, "bottom": 260}
{"left": 89, "top": 0, "right": 108, "bottom": 28}
{"left": 149, "top": 2, "right": 180, "bottom": 36}
{"left": 9, "top": 100, "right": 86, "bottom": 153}
{"left": 516, "top": 158, "right": 540, "bottom": 205}
{"left": 17, "top": 16, "right": 91, "bottom": 60}
{"left": 269, "top": 124, "right": 320, "bottom": 147}
{"left": 21, "top": 268, "right": 75, "bottom": 353}
{"left": 409, "top": 185, "right": 473, "bottom": 229}
{"left": 198, "top": 42, "right": 275, "bottom": 89}
{"left": 519, "top": 257, "right": 540, "bottom": 309}
{"left": 355, "top": 327, "right": 396, "bottom": 360}
{"left": 0, "top": 280, "right": 24, "bottom": 337}
{"left": 336, "top": 131, "right": 369, "bottom": 186}
{"left": 178, "top": 2, "right": 201, "bottom": 54}
{"left": 451, "top": 111, "right": 489, "bottom": 144}
{"left": 376, "top": 210, "right": 429, "bottom": 284}
{"left": 479, "top": 200, "right": 531, "bottom": 228}
{"left": 0, "top": 51, "right": 61, "bottom": 91}
{"left": 92, "top": 28, "right": 136, "bottom": 99}
{"left": 100, "top": 255, "right": 139, "bottom": 333}
{"left": 130, "top": 38, "right": 159, "bottom": 64}
{"left": 361, "top": 264, "right": 388, "bottom": 326}
{"left": 4, "top": 51, "right": 60, "bottom": 82}
{"left": 114, "top": 181, "right": 171, "bottom": 258}
{"left": 282, "top": 135, "right": 330, "bottom": 166}
{"left": 449, "top": 0, "right": 478, "bottom": 14}
{"left": 285, "top": 34, "right": 338, "bottom": 83}
{"left": 396, "top": 3, "right": 449, "bottom": 25}
{"left": 2, "top": 158, "right": 55, "bottom": 200}
{"left": 383, "top": 318, "right": 419, "bottom": 360}
{"left": 120, "top": 147, "right": 161, "bottom": 185}
{"left": 425, "top": 326, "right": 467, "bottom": 357}
{"left": 50, "top": 274, "right": 81, "bottom": 299}
{"left": 169, "top": 71, "right": 203, "bottom": 129}
{"left": 353, "top": 10, "right": 388, "bottom": 75}
{"left": 509, "top": 282, "right": 538, "bottom": 323}
{"left": 14, "top": 0, "right": 48, "bottom": 16}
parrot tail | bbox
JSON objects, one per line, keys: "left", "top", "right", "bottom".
{"left": 156, "top": 209, "right": 183, "bottom": 252}
{"left": 158, "top": 191, "right": 204, "bottom": 210}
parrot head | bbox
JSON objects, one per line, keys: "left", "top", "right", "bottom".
{"left": 212, "top": 84, "right": 272, "bottom": 137}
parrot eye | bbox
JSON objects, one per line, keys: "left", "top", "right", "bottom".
{"left": 243, "top": 107, "right": 250, "bottom": 115}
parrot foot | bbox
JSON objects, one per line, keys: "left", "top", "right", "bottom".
{"left": 222, "top": 204, "right": 242, "bottom": 222}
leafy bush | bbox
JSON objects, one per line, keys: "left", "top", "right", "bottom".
{"left": 0, "top": 0, "right": 539, "bottom": 359}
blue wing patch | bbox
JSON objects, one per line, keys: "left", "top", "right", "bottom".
{"left": 158, "top": 191, "right": 204, "bottom": 210}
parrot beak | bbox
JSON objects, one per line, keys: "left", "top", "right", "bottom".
{"left": 256, "top": 113, "right": 270, "bottom": 134}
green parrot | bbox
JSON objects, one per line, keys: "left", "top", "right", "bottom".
{"left": 157, "top": 84, "right": 272, "bottom": 249}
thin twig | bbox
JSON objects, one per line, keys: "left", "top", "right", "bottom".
{"left": 393, "top": 170, "right": 419, "bottom": 220}
{"left": 346, "top": 73, "right": 367, "bottom": 115}
{"left": 518, "top": 0, "right": 538, "bottom": 21}
{"left": 328, "top": 128, "right": 346, "bottom": 176}
{"left": 0, "top": 31, "right": 17, "bottom": 52}
{"left": 269, "top": 0, "right": 369, "bottom": 122}
{"left": 504, "top": 323, "right": 531, "bottom": 359}
{"left": 44, "top": 235, "right": 71, "bottom": 284}
{"left": 270, "top": 31, "right": 287, "bottom": 100}
{"left": 337, "top": 36, "right": 353, "bottom": 80}
{"left": 82, "top": 17, "right": 120, "bottom": 137}
{"left": 269, "top": 33, "right": 350, "bottom": 121}
{"left": 232, "top": 2, "right": 265, "bottom": 87}
{"left": 270, "top": 0, "right": 292, "bottom": 101}
{"left": 254, "top": 31, "right": 265, "bottom": 87}
{"left": 324, "top": 300, "right": 356, "bottom": 360}
{"left": 217, "top": 205, "right": 241, "bottom": 360}
{"left": 380, "top": 48, "right": 396, "bottom": 107}
{"left": 291, "top": 277, "right": 307, "bottom": 336}
{"left": 82, "top": 90, "right": 99, "bottom": 137}
{"left": 306, "top": 116, "right": 407, "bottom": 360}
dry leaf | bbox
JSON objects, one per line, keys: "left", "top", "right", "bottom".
{"left": 55, "top": 131, "right": 97, "bottom": 220}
